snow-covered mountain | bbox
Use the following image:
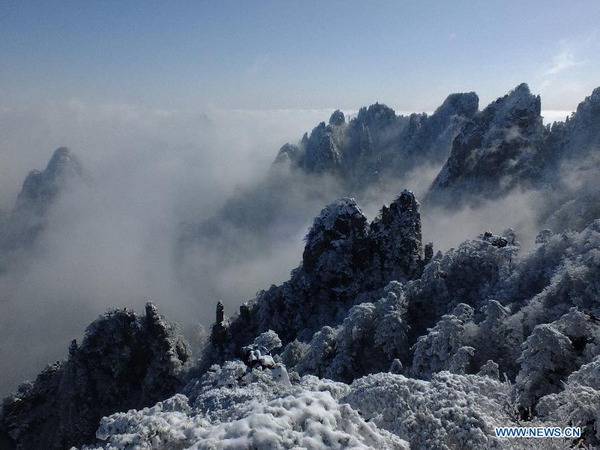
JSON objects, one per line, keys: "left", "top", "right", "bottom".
{"left": 426, "top": 83, "right": 548, "bottom": 206}
{"left": 274, "top": 92, "right": 478, "bottom": 186}
{"left": 0, "top": 303, "right": 190, "bottom": 449}
{"left": 177, "top": 92, "right": 478, "bottom": 271}
{"left": 0, "top": 147, "right": 83, "bottom": 269}
{"left": 3, "top": 85, "right": 600, "bottom": 449}
{"left": 426, "top": 84, "right": 600, "bottom": 218}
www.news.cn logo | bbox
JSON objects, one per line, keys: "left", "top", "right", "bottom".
{"left": 495, "top": 426, "right": 581, "bottom": 438}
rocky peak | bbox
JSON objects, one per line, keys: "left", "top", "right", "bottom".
{"left": 0, "top": 304, "right": 191, "bottom": 450}
{"left": 479, "top": 83, "right": 542, "bottom": 144}
{"left": 303, "top": 192, "right": 424, "bottom": 290}
{"left": 573, "top": 86, "right": 600, "bottom": 123}
{"left": 435, "top": 92, "right": 479, "bottom": 121}
{"left": 15, "top": 147, "right": 83, "bottom": 214}
{"left": 1, "top": 148, "right": 85, "bottom": 253}
{"left": 354, "top": 103, "right": 396, "bottom": 131}
{"left": 370, "top": 190, "right": 423, "bottom": 282}
{"left": 302, "top": 122, "right": 343, "bottom": 173}
{"left": 44, "top": 147, "right": 82, "bottom": 185}
{"left": 214, "top": 192, "right": 427, "bottom": 357}
{"left": 558, "top": 86, "right": 600, "bottom": 159}
{"left": 273, "top": 143, "right": 302, "bottom": 167}
{"left": 329, "top": 109, "right": 346, "bottom": 126}
{"left": 427, "top": 84, "right": 546, "bottom": 205}
{"left": 302, "top": 198, "right": 369, "bottom": 280}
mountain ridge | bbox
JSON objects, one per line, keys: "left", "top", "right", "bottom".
{"left": 3, "top": 84, "right": 600, "bottom": 448}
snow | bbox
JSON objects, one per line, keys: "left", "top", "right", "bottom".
{"left": 344, "top": 371, "right": 513, "bottom": 450}
{"left": 7, "top": 84, "right": 600, "bottom": 450}
{"left": 82, "top": 370, "right": 408, "bottom": 450}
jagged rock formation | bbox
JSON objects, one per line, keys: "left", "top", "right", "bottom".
{"left": 0, "top": 303, "right": 191, "bottom": 450}
{"left": 370, "top": 190, "right": 423, "bottom": 281}
{"left": 190, "top": 84, "right": 600, "bottom": 266}
{"left": 540, "top": 87, "right": 600, "bottom": 231}
{"left": 426, "top": 84, "right": 600, "bottom": 228}
{"left": 203, "top": 191, "right": 424, "bottom": 373}
{"left": 275, "top": 92, "right": 479, "bottom": 189}
{"left": 427, "top": 83, "right": 548, "bottom": 206}
{"left": 210, "top": 301, "right": 229, "bottom": 351}
{"left": 552, "top": 86, "right": 600, "bottom": 161}
{"left": 6, "top": 84, "right": 600, "bottom": 449}
{"left": 301, "top": 198, "right": 371, "bottom": 293}
{"left": 179, "top": 93, "right": 477, "bottom": 268}
{"left": 1, "top": 147, "right": 83, "bottom": 255}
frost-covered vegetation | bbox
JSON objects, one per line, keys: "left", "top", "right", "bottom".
{"left": 3, "top": 84, "right": 600, "bottom": 449}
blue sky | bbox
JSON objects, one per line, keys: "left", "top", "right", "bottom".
{"left": 1, "top": 1, "right": 600, "bottom": 113}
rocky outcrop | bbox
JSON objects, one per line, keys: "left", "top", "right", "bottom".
{"left": 370, "top": 190, "right": 423, "bottom": 282}
{"left": 301, "top": 120, "right": 345, "bottom": 174}
{"left": 212, "top": 191, "right": 424, "bottom": 356}
{"left": 14, "top": 147, "right": 82, "bottom": 216}
{"left": 556, "top": 86, "right": 600, "bottom": 161}
{"left": 303, "top": 190, "right": 424, "bottom": 290}
{"left": 302, "top": 198, "right": 371, "bottom": 292}
{"left": 539, "top": 87, "right": 600, "bottom": 231}
{"left": 182, "top": 92, "right": 478, "bottom": 277}
{"left": 1, "top": 147, "right": 83, "bottom": 254}
{"left": 272, "top": 94, "right": 478, "bottom": 190}
{"left": 427, "top": 83, "right": 547, "bottom": 206}
{"left": 0, "top": 303, "right": 191, "bottom": 450}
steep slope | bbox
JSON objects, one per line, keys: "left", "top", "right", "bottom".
{"left": 179, "top": 93, "right": 477, "bottom": 270}
{"left": 0, "top": 303, "right": 191, "bottom": 450}
{"left": 0, "top": 147, "right": 83, "bottom": 257}
{"left": 205, "top": 190, "right": 424, "bottom": 366}
{"left": 426, "top": 83, "right": 548, "bottom": 206}
{"left": 425, "top": 84, "right": 600, "bottom": 237}
{"left": 6, "top": 86, "right": 600, "bottom": 449}
{"left": 541, "top": 87, "right": 600, "bottom": 231}
{"left": 7, "top": 192, "right": 600, "bottom": 448}
{"left": 276, "top": 92, "right": 478, "bottom": 188}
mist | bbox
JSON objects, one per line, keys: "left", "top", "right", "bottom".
{"left": 0, "top": 97, "right": 591, "bottom": 401}
{"left": 0, "top": 101, "right": 338, "bottom": 397}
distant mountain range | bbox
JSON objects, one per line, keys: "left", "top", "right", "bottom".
{"left": 180, "top": 84, "right": 600, "bottom": 271}
{"left": 3, "top": 84, "right": 600, "bottom": 449}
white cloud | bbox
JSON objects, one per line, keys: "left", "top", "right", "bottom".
{"left": 543, "top": 47, "right": 585, "bottom": 77}
{"left": 536, "top": 39, "right": 595, "bottom": 109}
{"left": 0, "top": 101, "right": 334, "bottom": 397}
{"left": 541, "top": 110, "right": 573, "bottom": 124}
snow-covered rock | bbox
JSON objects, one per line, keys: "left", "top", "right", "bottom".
{"left": 427, "top": 83, "right": 547, "bottom": 206}
{"left": 1, "top": 147, "right": 84, "bottom": 254}
{"left": 83, "top": 371, "right": 408, "bottom": 450}
{"left": 0, "top": 303, "right": 191, "bottom": 450}
{"left": 344, "top": 371, "right": 513, "bottom": 450}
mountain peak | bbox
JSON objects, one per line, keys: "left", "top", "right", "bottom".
{"left": 16, "top": 147, "right": 83, "bottom": 212}
{"left": 435, "top": 92, "right": 479, "bottom": 118}
{"left": 426, "top": 84, "right": 545, "bottom": 205}
{"left": 44, "top": 147, "right": 83, "bottom": 184}
{"left": 329, "top": 110, "right": 346, "bottom": 126}
{"left": 486, "top": 83, "right": 541, "bottom": 131}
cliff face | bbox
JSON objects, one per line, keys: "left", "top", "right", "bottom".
{"left": 426, "top": 83, "right": 548, "bottom": 206}
{"left": 5, "top": 85, "right": 600, "bottom": 449}
{"left": 0, "top": 303, "right": 191, "bottom": 450}
{"left": 209, "top": 190, "right": 424, "bottom": 365}
{"left": 425, "top": 84, "right": 600, "bottom": 217}
{"left": 183, "top": 93, "right": 478, "bottom": 277}
{"left": 275, "top": 92, "right": 478, "bottom": 189}
{"left": 14, "top": 147, "right": 82, "bottom": 216}
{"left": 1, "top": 147, "right": 83, "bottom": 255}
